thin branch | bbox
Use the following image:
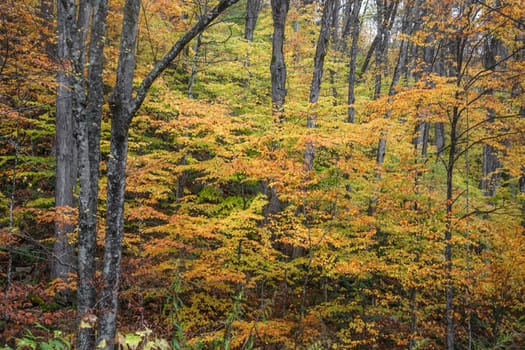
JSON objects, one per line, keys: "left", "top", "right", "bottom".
{"left": 473, "top": 0, "right": 525, "bottom": 28}
{"left": 455, "top": 114, "right": 522, "bottom": 140}
{"left": 457, "top": 204, "right": 516, "bottom": 221}
{"left": 464, "top": 45, "right": 525, "bottom": 89}
{"left": 453, "top": 131, "right": 521, "bottom": 164}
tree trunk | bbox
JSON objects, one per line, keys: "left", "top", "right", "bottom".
{"left": 308, "top": 0, "right": 334, "bottom": 127}
{"left": 52, "top": 0, "right": 76, "bottom": 284}
{"left": 188, "top": 34, "right": 203, "bottom": 98}
{"left": 435, "top": 122, "right": 445, "bottom": 156}
{"left": 376, "top": 38, "right": 408, "bottom": 166}
{"left": 96, "top": 0, "right": 140, "bottom": 347}
{"left": 373, "top": 0, "right": 384, "bottom": 99}
{"left": 245, "top": 0, "right": 262, "bottom": 42}
{"left": 347, "top": 0, "right": 363, "bottom": 123}
{"left": 445, "top": 107, "right": 459, "bottom": 350}
{"left": 76, "top": 0, "right": 108, "bottom": 348}
{"left": 270, "top": 0, "right": 289, "bottom": 115}
{"left": 360, "top": 34, "right": 378, "bottom": 78}
{"left": 305, "top": 0, "right": 333, "bottom": 172}
{"left": 188, "top": 0, "right": 209, "bottom": 98}
{"left": 330, "top": 0, "right": 341, "bottom": 49}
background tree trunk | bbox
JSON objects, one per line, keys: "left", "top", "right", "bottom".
{"left": 52, "top": 0, "right": 76, "bottom": 284}
{"left": 347, "top": 0, "right": 363, "bottom": 123}
{"left": 308, "top": 0, "right": 334, "bottom": 127}
{"left": 270, "top": 0, "right": 289, "bottom": 115}
{"left": 245, "top": 0, "right": 262, "bottom": 42}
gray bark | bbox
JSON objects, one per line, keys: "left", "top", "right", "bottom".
{"left": 305, "top": 0, "right": 334, "bottom": 172}
{"left": 245, "top": 0, "right": 262, "bottom": 42}
{"left": 308, "top": 0, "right": 334, "bottom": 127}
{"left": 330, "top": 0, "right": 341, "bottom": 48}
{"left": 445, "top": 107, "right": 459, "bottom": 350}
{"left": 187, "top": 33, "right": 202, "bottom": 98}
{"left": 435, "top": 122, "right": 445, "bottom": 156}
{"left": 373, "top": 0, "right": 385, "bottom": 99}
{"left": 360, "top": 0, "right": 397, "bottom": 79}
{"left": 96, "top": 0, "right": 139, "bottom": 347}
{"left": 55, "top": 0, "right": 107, "bottom": 348}
{"left": 373, "top": 0, "right": 398, "bottom": 98}
{"left": 376, "top": 3, "right": 407, "bottom": 166}
{"left": 270, "top": 0, "right": 289, "bottom": 115}
{"left": 77, "top": 0, "right": 108, "bottom": 348}
{"left": 347, "top": 0, "right": 363, "bottom": 123}
{"left": 188, "top": 0, "right": 209, "bottom": 99}
{"left": 52, "top": 0, "right": 76, "bottom": 284}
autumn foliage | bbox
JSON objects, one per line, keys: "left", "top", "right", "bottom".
{"left": 1, "top": 0, "right": 525, "bottom": 349}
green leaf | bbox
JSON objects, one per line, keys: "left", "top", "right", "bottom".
{"left": 124, "top": 333, "right": 142, "bottom": 350}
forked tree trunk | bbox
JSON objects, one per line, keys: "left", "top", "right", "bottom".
{"left": 55, "top": 0, "right": 107, "bottom": 348}
{"left": 96, "top": 0, "right": 139, "bottom": 347}
{"left": 96, "top": 1, "right": 242, "bottom": 347}
{"left": 270, "top": 0, "right": 289, "bottom": 115}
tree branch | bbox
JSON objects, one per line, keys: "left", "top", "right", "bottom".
{"left": 131, "top": 0, "right": 241, "bottom": 118}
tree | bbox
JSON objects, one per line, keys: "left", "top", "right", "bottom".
{"left": 270, "top": 0, "right": 289, "bottom": 115}
{"left": 95, "top": 1, "right": 242, "bottom": 347}
{"left": 54, "top": 0, "right": 108, "bottom": 348}
{"left": 347, "top": 0, "right": 363, "bottom": 123}
{"left": 51, "top": 0, "right": 76, "bottom": 286}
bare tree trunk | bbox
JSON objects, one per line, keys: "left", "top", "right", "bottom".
{"left": 245, "top": 0, "right": 262, "bottom": 41}
{"left": 330, "top": 0, "right": 341, "bottom": 49}
{"left": 376, "top": 2, "right": 405, "bottom": 166}
{"left": 52, "top": 0, "right": 76, "bottom": 284}
{"left": 360, "top": 34, "right": 378, "bottom": 77}
{"left": 77, "top": 0, "right": 108, "bottom": 348}
{"left": 270, "top": 0, "right": 289, "bottom": 115}
{"left": 96, "top": 0, "right": 139, "bottom": 347}
{"left": 445, "top": 107, "right": 459, "bottom": 350}
{"left": 305, "top": 0, "right": 333, "bottom": 171}
{"left": 187, "top": 34, "right": 202, "bottom": 98}
{"left": 435, "top": 122, "right": 445, "bottom": 156}
{"left": 347, "top": 0, "right": 363, "bottom": 123}
{"left": 188, "top": 0, "right": 209, "bottom": 99}
{"left": 308, "top": 0, "right": 334, "bottom": 127}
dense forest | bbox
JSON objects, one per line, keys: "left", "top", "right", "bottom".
{"left": 1, "top": 0, "right": 524, "bottom": 349}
